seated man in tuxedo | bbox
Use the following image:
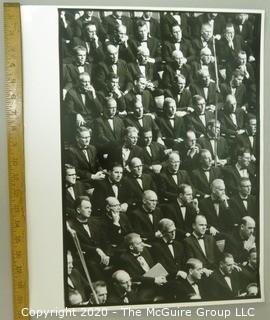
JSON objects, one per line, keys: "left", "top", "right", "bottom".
{"left": 119, "top": 233, "right": 167, "bottom": 302}
{"left": 93, "top": 97, "right": 125, "bottom": 148}
{"left": 63, "top": 45, "right": 93, "bottom": 94}
{"left": 96, "top": 73, "right": 127, "bottom": 113}
{"left": 65, "top": 126, "right": 105, "bottom": 191}
{"left": 223, "top": 147, "right": 256, "bottom": 196}
{"left": 164, "top": 74, "right": 193, "bottom": 113}
{"left": 89, "top": 280, "right": 108, "bottom": 306}
{"left": 185, "top": 94, "right": 214, "bottom": 138}
{"left": 72, "top": 22, "right": 105, "bottom": 63}
{"left": 129, "top": 19, "right": 162, "bottom": 66}
{"left": 128, "top": 46, "right": 160, "bottom": 90}
{"left": 229, "top": 177, "right": 258, "bottom": 227}
{"left": 66, "top": 250, "right": 90, "bottom": 306}
{"left": 156, "top": 97, "right": 186, "bottom": 149}
{"left": 162, "top": 50, "right": 192, "bottom": 88}
{"left": 204, "top": 253, "right": 243, "bottom": 300}
{"left": 140, "top": 129, "right": 167, "bottom": 175}
{"left": 106, "top": 126, "right": 144, "bottom": 171}
{"left": 67, "top": 196, "right": 111, "bottom": 281}
{"left": 64, "top": 164, "right": 85, "bottom": 218}
{"left": 197, "top": 119, "right": 230, "bottom": 167}
{"left": 162, "top": 183, "right": 199, "bottom": 241}
{"left": 162, "top": 23, "right": 195, "bottom": 64}
{"left": 136, "top": 11, "right": 161, "bottom": 40}
{"left": 224, "top": 216, "right": 256, "bottom": 264}
{"left": 241, "top": 248, "right": 259, "bottom": 289}
{"left": 124, "top": 75, "right": 155, "bottom": 114}
{"left": 191, "top": 47, "right": 216, "bottom": 83}
{"left": 103, "top": 10, "right": 134, "bottom": 38}
{"left": 107, "top": 270, "right": 138, "bottom": 305}
{"left": 151, "top": 218, "right": 186, "bottom": 280}
{"left": 177, "top": 130, "right": 200, "bottom": 172}
{"left": 235, "top": 115, "right": 257, "bottom": 162}
{"left": 124, "top": 100, "right": 163, "bottom": 146}
{"left": 191, "top": 149, "right": 223, "bottom": 198}
{"left": 123, "top": 157, "right": 157, "bottom": 207}
{"left": 184, "top": 214, "right": 221, "bottom": 272}
{"left": 157, "top": 151, "right": 192, "bottom": 202}
{"left": 92, "top": 162, "right": 128, "bottom": 215}
{"left": 175, "top": 258, "right": 205, "bottom": 301}
{"left": 92, "top": 44, "right": 133, "bottom": 93}
{"left": 129, "top": 190, "right": 163, "bottom": 243}
{"left": 191, "top": 22, "right": 215, "bottom": 58}
{"left": 64, "top": 72, "right": 103, "bottom": 140}
{"left": 189, "top": 68, "right": 217, "bottom": 110}
{"left": 199, "top": 179, "right": 234, "bottom": 237}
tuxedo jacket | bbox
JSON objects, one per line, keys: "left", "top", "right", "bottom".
{"left": 65, "top": 144, "right": 100, "bottom": 183}
{"left": 162, "top": 39, "right": 195, "bottom": 63}
{"left": 91, "top": 176, "right": 129, "bottom": 214}
{"left": 73, "top": 15, "right": 107, "bottom": 41}
{"left": 196, "top": 13, "right": 226, "bottom": 38}
{"left": 185, "top": 111, "right": 214, "bottom": 138}
{"left": 151, "top": 238, "right": 186, "bottom": 277}
{"left": 119, "top": 248, "right": 155, "bottom": 284}
{"left": 122, "top": 173, "right": 157, "bottom": 206}
{"left": 129, "top": 206, "right": 163, "bottom": 242}
{"left": 175, "top": 277, "right": 206, "bottom": 301}
{"left": 93, "top": 115, "right": 125, "bottom": 146}
{"left": 162, "top": 200, "right": 197, "bottom": 239}
{"left": 222, "top": 164, "right": 256, "bottom": 196}
{"left": 63, "top": 62, "right": 93, "bottom": 90}
{"left": 235, "top": 132, "right": 257, "bottom": 156}
{"left": 141, "top": 142, "right": 166, "bottom": 168}
{"left": 197, "top": 135, "right": 230, "bottom": 160}
{"left": 92, "top": 59, "right": 133, "bottom": 92}
{"left": 157, "top": 168, "right": 192, "bottom": 201}
{"left": 199, "top": 197, "right": 234, "bottom": 233}
{"left": 135, "top": 16, "right": 161, "bottom": 39}
{"left": 72, "top": 37, "right": 105, "bottom": 63}
{"left": 176, "top": 142, "right": 201, "bottom": 172}
{"left": 156, "top": 115, "right": 186, "bottom": 148}
{"left": 124, "top": 89, "right": 154, "bottom": 114}
{"left": 128, "top": 61, "right": 159, "bottom": 84}
{"left": 96, "top": 89, "right": 127, "bottom": 112}
{"left": 67, "top": 268, "right": 89, "bottom": 306}
{"left": 161, "top": 63, "right": 192, "bottom": 88}
{"left": 191, "top": 61, "right": 216, "bottom": 82}
{"left": 107, "top": 285, "right": 138, "bottom": 305}
{"left": 124, "top": 114, "right": 161, "bottom": 144}
{"left": 217, "top": 35, "right": 244, "bottom": 68}
{"left": 229, "top": 194, "right": 258, "bottom": 226}
{"left": 191, "top": 37, "right": 215, "bottom": 57}
{"left": 64, "top": 87, "right": 103, "bottom": 121}
{"left": 129, "top": 37, "right": 162, "bottom": 63}
{"left": 204, "top": 269, "right": 242, "bottom": 300}
{"left": 164, "top": 88, "right": 192, "bottom": 111}
{"left": 103, "top": 14, "right": 134, "bottom": 37}
{"left": 64, "top": 181, "right": 85, "bottom": 217}
{"left": 189, "top": 81, "right": 218, "bottom": 106}
{"left": 184, "top": 234, "right": 221, "bottom": 269}
{"left": 161, "top": 13, "right": 190, "bottom": 41}
{"left": 218, "top": 109, "right": 246, "bottom": 137}
{"left": 241, "top": 264, "right": 259, "bottom": 289}
{"left": 191, "top": 167, "right": 223, "bottom": 197}
{"left": 220, "top": 83, "right": 247, "bottom": 108}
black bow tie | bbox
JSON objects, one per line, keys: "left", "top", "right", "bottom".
{"left": 203, "top": 169, "right": 210, "bottom": 172}
{"left": 80, "top": 221, "right": 89, "bottom": 225}
{"left": 197, "top": 235, "right": 204, "bottom": 240}
{"left": 166, "top": 241, "right": 173, "bottom": 245}
{"left": 66, "top": 185, "right": 74, "bottom": 189}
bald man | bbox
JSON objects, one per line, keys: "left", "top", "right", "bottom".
{"left": 224, "top": 216, "right": 256, "bottom": 264}
{"left": 92, "top": 44, "right": 133, "bottom": 92}
{"left": 129, "top": 190, "right": 163, "bottom": 243}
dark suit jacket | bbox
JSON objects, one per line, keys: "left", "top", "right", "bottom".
{"left": 191, "top": 61, "right": 216, "bottom": 82}
{"left": 92, "top": 59, "right": 133, "bottom": 92}
{"left": 119, "top": 248, "right": 155, "bottom": 284}
{"left": 72, "top": 37, "right": 105, "bottom": 63}
{"left": 103, "top": 14, "right": 134, "bottom": 37}
{"left": 189, "top": 81, "right": 218, "bottom": 106}
{"left": 93, "top": 115, "right": 125, "bottom": 146}
{"left": 162, "top": 39, "right": 195, "bottom": 63}
{"left": 220, "top": 83, "right": 247, "bottom": 108}
{"left": 64, "top": 181, "right": 85, "bottom": 217}
{"left": 129, "top": 205, "right": 163, "bottom": 242}
{"left": 235, "top": 132, "right": 257, "bottom": 156}
{"left": 67, "top": 268, "right": 89, "bottom": 305}
{"left": 123, "top": 173, "right": 157, "bottom": 206}
{"left": 161, "top": 63, "right": 192, "bottom": 88}
{"left": 156, "top": 115, "right": 186, "bottom": 148}
{"left": 191, "top": 37, "right": 215, "bottom": 57}
{"left": 185, "top": 111, "right": 214, "bottom": 138}
{"left": 217, "top": 35, "right": 244, "bottom": 68}
{"left": 184, "top": 234, "right": 221, "bottom": 269}
{"left": 175, "top": 277, "right": 206, "bottom": 301}
{"left": 135, "top": 16, "right": 161, "bottom": 39}
{"left": 218, "top": 109, "right": 246, "bottom": 137}
{"left": 157, "top": 168, "right": 192, "bottom": 201}
{"left": 162, "top": 201, "right": 197, "bottom": 239}
{"left": 191, "top": 167, "right": 223, "bottom": 197}
{"left": 96, "top": 89, "right": 127, "bottom": 112}
{"left": 151, "top": 238, "right": 186, "bottom": 277}
{"left": 229, "top": 194, "right": 258, "bottom": 226}
{"left": 63, "top": 62, "right": 93, "bottom": 90}
{"left": 141, "top": 142, "right": 166, "bottom": 169}
{"left": 124, "top": 89, "right": 154, "bottom": 113}
{"left": 199, "top": 197, "right": 234, "bottom": 233}
{"left": 161, "top": 13, "right": 189, "bottom": 40}
{"left": 128, "top": 61, "right": 159, "bottom": 84}
{"left": 164, "top": 88, "right": 192, "bottom": 111}
{"left": 65, "top": 144, "right": 100, "bottom": 184}
{"left": 129, "top": 37, "right": 162, "bottom": 63}
{"left": 107, "top": 285, "right": 138, "bottom": 305}
{"left": 73, "top": 15, "right": 107, "bottom": 41}
{"left": 197, "top": 135, "right": 230, "bottom": 160}
{"left": 204, "top": 269, "right": 242, "bottom": 300}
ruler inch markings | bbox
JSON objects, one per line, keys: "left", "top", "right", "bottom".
{"left": 4, "top": 3, "right": 29, "bottom": 320}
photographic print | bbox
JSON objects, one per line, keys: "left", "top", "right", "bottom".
{"left": 59, "top": 8, "right": 263, "bottom": 308}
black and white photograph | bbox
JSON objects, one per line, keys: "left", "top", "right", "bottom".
{"left": 59, "top": 8, "right": 263, "bottom": 308}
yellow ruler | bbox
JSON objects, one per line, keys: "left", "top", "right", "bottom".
{"left": 4, "top": 3, "right": 29, "bottom": 320}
